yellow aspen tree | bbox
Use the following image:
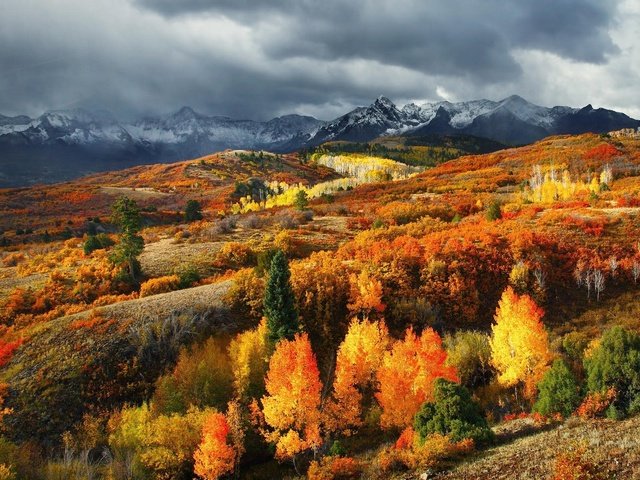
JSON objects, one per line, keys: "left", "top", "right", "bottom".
{"left": 228, "top": 319, "right": 269, "bottom": 401}
{"left": 490, "top": 287, "right": 552, "bottom": 399}
{"left": 327, "top": 318, "right": 390, "bottom": 434}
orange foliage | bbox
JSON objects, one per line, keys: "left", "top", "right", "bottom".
{"left": 139, "top": 275, "right": 180, "bottom": 298}
{"left": 2, "top": 252, "right": 25, "bottom": 267}
{"left": 376, "top": 327, "right": 458, "bottom": 429}
{"left": 60, "top": 191, "right": 97, "bottom": 205}
{"left": 1, "top": 288, "right": 34, "bottom": 323}
{"left": 69, "top": 311, "right": 115, "bottom": 334}
{"left": 348, "top": 270, "right": 386, "bottom": 319}
{"left": 214, "top": 242, "right": 254, "bottom": 269}
{"left": 307, "top": 456, "right": 363, "bottom": 480}
{"left": 376, "top": 433, "right": 473, "bottom": 473}
{"left": 193, "top": 412, "right": 236, "bottom": 480}
{"left": 395, "top": 426, "right": 415, "bottom": 450}
{"left": 261, "top": 333, "right": 323, "bottom": 460}
{"left": 552, "top": 445, "right": 604, "bottom": 480}
{"left": 575, "top": 388, "right": 616, "bottom": 419}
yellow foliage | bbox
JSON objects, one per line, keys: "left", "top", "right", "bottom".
{"left": 327, "top": 318, "right": 390, "bottom": 433}
{"left": 139, "top": 275, "right": 180, "bottom": 298}
{"left": 226, "top": 268, "right": 265, "bottom": 319}
{"left": 490, "top": 287, "right": 552, "bottom": 398}
{"left": 138, "top": 407, "right": 211, "bottom": 480}
{"left": 231, "top": 154, "right": 420, "bottom": 214}
{"left": 229, "top": 319, "right": 269, "bottom": 400}
{"left": 527, "top": 164, "right": 611, "bottom": 203}
{"left": 509, "top": 261, "right": 529, "bottom": 293}
{"left": 0, "top": 464, "right": 14, "bottom": 480}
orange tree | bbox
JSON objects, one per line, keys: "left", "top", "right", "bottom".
{"left": 376, "top": 327, "right": 458, "bottom": 429}
{"left": 260, "top": 333, "right": 323, "bottom": 467}
{"left": 193, "top": 412, "right": 236, "bottom": 480}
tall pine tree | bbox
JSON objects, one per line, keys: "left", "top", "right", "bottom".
{"left": 109, "top": 196, "right": 144, "bottom": 283}
{"left": 264, "top": 250, "right": 299, "bottom": 343}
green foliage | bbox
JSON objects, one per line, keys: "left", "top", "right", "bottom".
{"left": 303, "top": 134, "right": 505, "bottom": 168}
{"left": 372, "top": 218, "right": 385, "bottom": 229}
{"left": 444, "top": 331, "right": 493, "bottom": 389}
{"left": 485, "top": 201, "right": 502, "bottom": 222}
{"left": 534, "top": 359, "right": 582, "bottom": 417}
{"left": 174, "top": 264, "right": 200, "bottom": 289}
{"left": 562, "top": 331, "right": 590, "bottom": 362}
{"left": 111, "top": 196, "right": 142, "bottom": 233}
{"left": 294, "top": 189, "right": 309, "bottom": 211}
{"left": 255, "top": 248, "right": 278, "bottom": 277}
{"left": 0, "top": 437, "right": 20, "bottom": 480}
{"left": 184, "top": 200, "right": 203, "bottom": 222}
{"left": 413, "top": 379, "right": 494, "bottom": 444}
{"left": 263, "top": 251, "right": 299, "bottom": 343}
{"left": 585, "top": 326, "right": 640, "bottom": 416}
{"left": 109, "top": 196, "right": 144, "bottom": 283}
{"left": 328, "top": 440, "right": 346, "bottom": 457}
{"left": 83, "top": 233, "right": 114, "bottom": 255}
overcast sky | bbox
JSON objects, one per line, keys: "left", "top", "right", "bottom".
{"left": 1, "top": 0, "right": 639, "bottom": 121}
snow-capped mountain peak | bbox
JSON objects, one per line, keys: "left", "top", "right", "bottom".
{"left": 0, "top": 95, "right": 637, "bottom": 186}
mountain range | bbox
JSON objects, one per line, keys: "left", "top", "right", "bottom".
{"left": 1, "top": 95, "right": 638, "bottom": 187}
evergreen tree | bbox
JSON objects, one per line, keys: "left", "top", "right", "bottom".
{"left": 534, "top": 359, "right": 582, "bottom": 417}
{"left": 263, "top": 250, "right": 299, "bottom": 343}
{"left": 486, "top": 201, "right": 502, "bottom": 221}
{"left": 184, "top": 199, "right": 203, "bottom": 222}
{"left": 414, "top": 378, "right": 494, "bottom": 444}
{"left": 109, "top": 196, "right": 144, "bottom": 283}
{"left": 585, "top": 326, "right": 640, "bottom": 415}
{"left": 294, "top": 190, "right": 309, "bottom": 211}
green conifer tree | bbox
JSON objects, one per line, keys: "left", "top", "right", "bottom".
{"left": 263, "top": 250, "right": 299, "bottom": 343}
{"left": 109, "top": 196, "right": 144, "bottom": 283}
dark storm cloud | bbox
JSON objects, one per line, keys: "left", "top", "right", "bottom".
{"left": 0, "top": 0, "right": 633, "bottom": 121}
{"left": 138, "top": 0, "right": 619, "bottom": 69}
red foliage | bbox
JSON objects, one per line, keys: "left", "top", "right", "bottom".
{"left": 0, "top": 338, "right": 24, "bottom": 367}
{"left": 562, "top": 216, "right": 607, "bottom": 237}
{"left": 583, "top": 143, "right": 622, "bottom": 161}
{"left": 346, "top": 216, "right": 373, "bottom": 230}
{"left": 503, "top": 412, "right": 529, "bottom": 422}
{"left": 616, "top": 195, "right": 640, "bottom": 207}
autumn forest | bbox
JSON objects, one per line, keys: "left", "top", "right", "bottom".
{"left": 0, "top": 128, "right": 639, "bottom": 479}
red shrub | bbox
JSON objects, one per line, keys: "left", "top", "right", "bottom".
{"left": 0, "top": 338, "right": 24, "bottom": 367}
